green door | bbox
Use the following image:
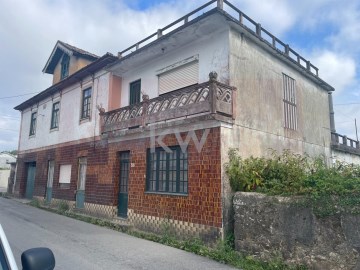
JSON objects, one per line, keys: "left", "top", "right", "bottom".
{"left": 25, "top": 162, "right": 36, "bottom": 199}
{"left": 129, "top": 80, "right": 141, "bottom": 105}
{"left": 46, "top": 161, "right": 54, "bottom": 203}
{"left": 76, "top": 158, "right": 87, "bottom": 209}
{"left": 118, "top": 152, "right": 130, "bottom": 218}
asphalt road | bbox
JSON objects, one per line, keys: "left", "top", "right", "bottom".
{"left": 0, "top": 197, "right": 236, "bottom": 270}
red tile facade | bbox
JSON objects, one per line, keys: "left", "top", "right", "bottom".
{"left": 15, "top": 127, "right": 222, "bottom": 237}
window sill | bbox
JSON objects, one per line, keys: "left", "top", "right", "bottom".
{"left": 29, "top": 134, "right": 36, "bottom": 138}
{"left": 79, "top": 117, "right": 91, "bottom": 125}
{"left": 144, "top": 191, "right": 188, "bottom": 197}
{"left": 50, "top": 127, "right": 59, "bottom": 132}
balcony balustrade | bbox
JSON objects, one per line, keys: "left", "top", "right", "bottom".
{"left": 100, "top": 72, "right": 236, "bottom": 134}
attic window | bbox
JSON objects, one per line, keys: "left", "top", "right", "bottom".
{"left": 61, "top": 54, "right": 70, "bottom": 80}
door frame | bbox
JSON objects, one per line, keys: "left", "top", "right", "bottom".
{"left": 118, "top": 151, "right": 130, "bottom": 218}
{"left": 46, "top": 160, "right": 55, "bottom": 203}
{"left": 25, "top": 162, "right": 36, "bottom": 199}
{"left": 76, "top": 157, "right": 87, "bottom": 209}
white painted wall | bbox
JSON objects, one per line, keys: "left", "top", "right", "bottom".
{"left": 331, "top": 150, "right": 360, "bottom": 165}
{"left": 120, "top": 28, "right": 230, "bottom": 107}
{"left": 19, "top": 71, "right": 110, "bottom": 151}
{"left": 0, "top": 170, "right": 10, "bottom": 188}
{"left": 227, "top": 28, "right": 332, "bottom": 160}
{"left": 0, "top": 154, "right": 16, "bottom": 169}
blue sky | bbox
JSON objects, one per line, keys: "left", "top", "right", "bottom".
{"left": 0, "top": 0, "right": 359, "bottom": 151}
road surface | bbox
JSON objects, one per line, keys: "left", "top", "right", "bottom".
{"left": 0, "top": 197, "right": 235, "bottom": 270}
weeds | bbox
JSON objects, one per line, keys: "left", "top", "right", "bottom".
{"left": 57, "top": 200, "right": 69, "bottom": 213}
{"left": 225, "top": 149, "right": 360, "bottom": 217}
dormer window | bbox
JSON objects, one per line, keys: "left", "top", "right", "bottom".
{"left": 61, "top": 54, "right": 70, "bottom": 80}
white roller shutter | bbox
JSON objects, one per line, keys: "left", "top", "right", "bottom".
{"left": 158, "top": 60, "right": 199, "bottom": 95}
{"left": 59, "top": 164, "right": 72, "bottom": 184}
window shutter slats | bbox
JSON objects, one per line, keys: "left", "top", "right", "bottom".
{"left": 158, "top": 61, "right": 199, "bottom": 95}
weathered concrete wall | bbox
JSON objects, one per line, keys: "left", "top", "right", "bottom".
{"left": 227, "top": 27, "right": 331, "bottom": 161}
{"left": 332, "top": 149, "right": 360, "bottom": 165}
{"left": 234, "top": 192, "right": 360, "bottom": 270}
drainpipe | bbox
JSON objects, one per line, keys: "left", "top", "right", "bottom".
{"left": 328, "top": 92, "right": 336, "bottom": 133}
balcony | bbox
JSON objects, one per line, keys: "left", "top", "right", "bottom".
{"left": 100, "top": 72, "right": 236, "bottom": 134}
{"left": 331, "top": 132, "right": 360, "bottom": 155}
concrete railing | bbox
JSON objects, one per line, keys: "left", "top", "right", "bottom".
{"left": 101, "top": 72, "right": 236, "bottom": 133}
{"left": 331, "top": 132, "right": 360, "bottom": 155}
{"left": 117, "top": 0, "right": 319, "bottom": 77}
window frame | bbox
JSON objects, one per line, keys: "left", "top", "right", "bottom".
{"left": 282, "top": 73, "right": 298, "bottom": 130}
{"left": 146, "top": 146, "right": 188, "bottom": 195}
{"left": 59, "top": 164, "right": 72, "bottom": 189}
{"left": 129, "top": 79, "right": 141, "bottom": 105}
{"left": 50, "top": 101, "right": 60, "bottom": 130}
{"left": 60, "top": 54, "right": 70, "bottom": 80}
{"left": 29, "top": 111, "right": 37, "bottom": 136}
{"left": 81, "top": 87, "right": 92, "bottom": 120}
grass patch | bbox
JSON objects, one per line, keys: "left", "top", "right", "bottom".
{"left": 26, "top": 200, "right": 305, "bottom": 270}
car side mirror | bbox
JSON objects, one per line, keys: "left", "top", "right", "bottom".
{"left": 21, "top": 247, "right": 55, "bottom": 270}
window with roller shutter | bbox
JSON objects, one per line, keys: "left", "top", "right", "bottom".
{"left": 158, "top": 60, "right": 199, "bottom": 95}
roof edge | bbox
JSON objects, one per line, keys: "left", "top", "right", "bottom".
{"left": 16, "top": 53, "right": 116, "bottom": 111}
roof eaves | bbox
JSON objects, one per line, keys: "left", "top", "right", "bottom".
{"left": 15, "top": 53, "right": 117, "bottom": 111}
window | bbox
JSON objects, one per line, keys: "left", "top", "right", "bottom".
{"left": 61, "top": 54, "right": 70, "bottom": 80}
{"left": 81, "top": 88, "right": 92, "bottom": 119}
{"left": 129, "top": 80, "right": 141, "bottom": 105}
{"left": 50, "top": 102, "right": 60, "bottom": 129}
{"left": 146, "top": 146, "right": 188, "bottom": 194}
{"left": 59, "top": 164, "right": 71, "bottom": 189}
{"left": 29, "top": 112, "right": 37, "bottom": 136}
{"left": 158, "top": 59, "right": 199, "bottom": 95}
{"left": 283, "top": 74, "right": 297, "bottom": 130}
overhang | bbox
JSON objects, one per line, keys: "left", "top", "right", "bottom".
{"left": 42, "top": 40, "right": 99, "bottom": 74}
{"left": 107, "top": 4, "right": 334, "bottom": 92}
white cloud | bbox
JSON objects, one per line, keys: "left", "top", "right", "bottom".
{"left": 311, "top": 50, "right": 356, "bottom": 94}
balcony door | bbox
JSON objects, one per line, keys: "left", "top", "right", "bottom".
{"left": 129, "top": 80, "right": 141, "bottom": 105}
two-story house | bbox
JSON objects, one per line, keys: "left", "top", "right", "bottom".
{"left": 14, "top": 0, "right": 360, "bottom": 241}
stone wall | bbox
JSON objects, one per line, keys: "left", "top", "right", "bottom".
{"left": 234, "top": 192, "right": 360, "bottom": 270}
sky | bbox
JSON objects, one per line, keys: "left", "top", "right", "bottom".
{"left": 0, "top": 0, "right": 359, "bottom": 152}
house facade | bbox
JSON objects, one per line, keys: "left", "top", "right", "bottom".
{"left": 14, "top": 0, "right": 360, "bottom": 241}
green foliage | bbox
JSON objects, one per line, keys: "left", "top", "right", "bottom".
{"left": 30, "top": 198, "right": 41, "bottom": 207}
{"left": 225, "top": 149, "right": 360, "bottom": 216}
{"left": 57, "top": 201, "right": 69, "bottom": 213}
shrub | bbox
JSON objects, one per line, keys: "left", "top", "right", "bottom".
{"left": 225, "top": 149, "right": 360, "bottom": 216}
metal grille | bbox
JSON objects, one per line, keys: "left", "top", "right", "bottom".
{"left": 283, "top": 74, "right": 297, "bottom": 130}
{"left": 158, "top": 61, "right": 199, "bottom": 95}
